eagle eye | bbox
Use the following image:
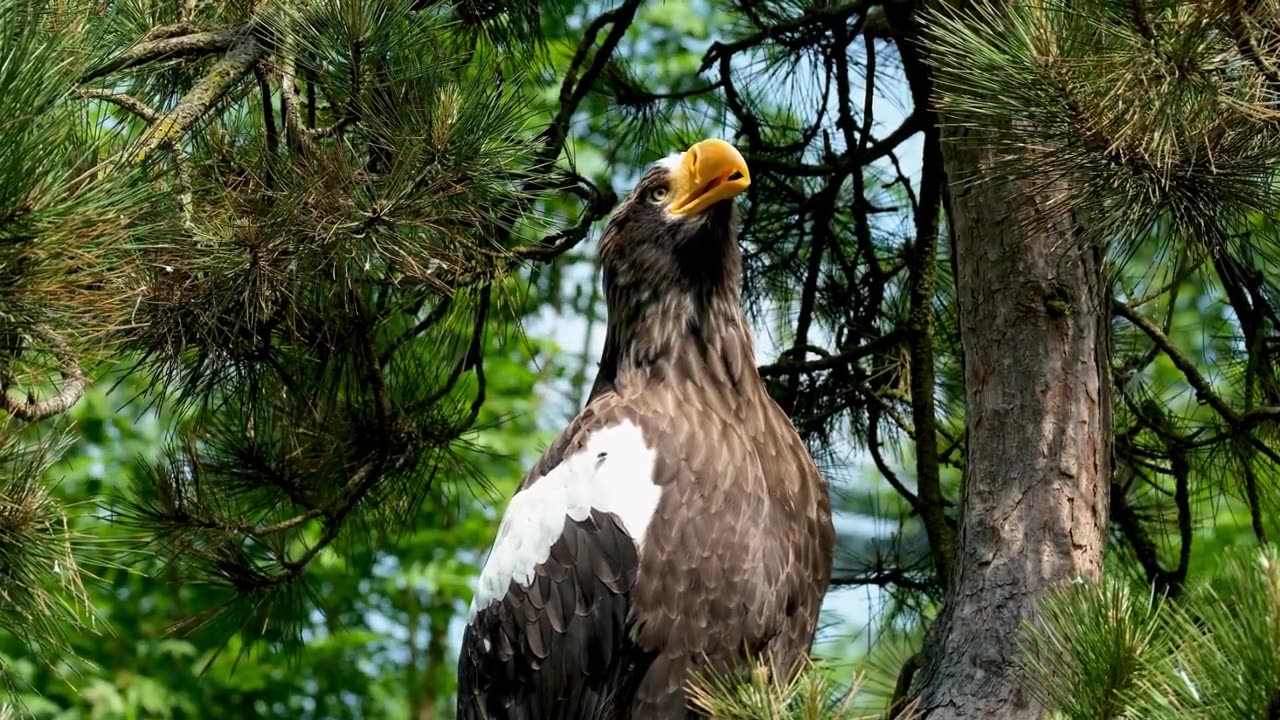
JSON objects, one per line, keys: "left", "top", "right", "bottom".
{"left": 647, "top": 186, "right": 669, "bottom": 204}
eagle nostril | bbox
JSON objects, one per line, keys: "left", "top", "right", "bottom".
{"left": 727, "top": 171, "right": 744, "bottom": 182}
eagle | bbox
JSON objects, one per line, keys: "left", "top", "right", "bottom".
{"left": 457, "top": 139, "right": 835, "bottom": 719}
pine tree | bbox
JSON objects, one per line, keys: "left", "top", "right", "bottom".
{"left": 1, "top": 0, "right": 556, "bottom": 680}
{"left": 918, "top": 0, "right": 1280, "bottom": 716}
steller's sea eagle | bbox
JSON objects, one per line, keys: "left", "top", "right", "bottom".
{"left": 457, "top": 139, "right": 835, "bottom": 719}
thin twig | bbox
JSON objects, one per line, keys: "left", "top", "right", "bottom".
{"left": 868, "top": 405, "right": 921, "bottom": 509}
{"left": 173, "top": 154, "right": 196, "bottom": 231}
{"left": 1115, "top": 301, "right": 1280, "bottom": 427}
{"left": 253, "top": 60, "right": 279, "bottom": 160}
{"left": 699, "top": 0, "right": 875, "bottom": 69}
{"left": 73, "top": 88, "right": 159, "bottom": 123}
{"left": 277, "top": 33, "right": 316, "bottom": 157}
{"left": 516, "top": 178, "right": 618, "bottom": 261}
{"left": 759, "top": 331, "right": 906, "bottom": 377}
{"left": 741, "top": 112, "right": 921, "bottom": 177}
{"left": 537, "top": 0, "right": 644, "bottom": 168}
{"left": 831, "top": 567, "right": 930, "bottom": 591}
{"left": 381, "top": 298, "right": 454, "bottom": 366}
{"left": 142, "top": 22, "right": 197, "bottom": 42}
{"left": 1229, "top": 0, "right": 1280, "bottom": 92}
{"left": 74, "top": 89, "right": 197, "bottom": 232}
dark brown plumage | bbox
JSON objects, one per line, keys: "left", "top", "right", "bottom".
{"left": 457, "top": 139, "right": 835, "bottom": 719}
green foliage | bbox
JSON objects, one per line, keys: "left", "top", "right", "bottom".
{"left": 0, "top": 425, "right": 89, "bottom": 681}
{"left": 0, "top": 0, "right": 143, "bottom": 683}
{"left": 1142, "top": 548, "right": 1280, "bottom": 719}
{"left": 1022, "top": 546, "right": 1280, "bottom": 720}
{"left": 1021, "top": 578, "right": 1168, "bottom": 719}
{"left": 0, "top": 0, "right": 151, "bottom": 339}
{"left": 2, "top": 0, "right": 562, "bottom": 661}
{"left": 1, "top": 319, "right": 556, "bottom": 718}
{"left": 2, "top": 0, "right": 574, "bottom": 710}
{"left": 925, "top": 0, "right": 1280, "bottom": 247}
{"left": 687, "top": 658, "right": 879, "bottom": 720}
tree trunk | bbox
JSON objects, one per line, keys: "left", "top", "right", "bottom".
{"left": 906, "top": 40, "right": 1113, "bottom": 720}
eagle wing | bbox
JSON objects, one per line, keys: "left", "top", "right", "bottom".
{"left": 456, "top": 406, "right": 664, "bottom": 720}
{"left": 457, "top": 391, "right": 822, "bottom": 720}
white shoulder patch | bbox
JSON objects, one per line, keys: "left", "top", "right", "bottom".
{"left": 655, "top": 152, "right": 684, "bottom": 173}
{"left": 467, "top": 420, "right": 663, "bottom": 621}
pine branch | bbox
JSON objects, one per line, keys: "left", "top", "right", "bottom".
{"left": 687, "top": 655, "right": 868, "bottom": 720}
{"left": 72, "top": 88, "right": 159, "bottom": 123}
{"left": 1240, "top": 453, "right": 1270, "bottom": 544}
{"left": 0, "top": 425, "right": 93, "bottom": 675}
{"left": 895, "top": 15, "right": 954, "bottom": 587}
{"left": 515, "top": 175, "right": 618, "bottom": 261}
{"left": 177, "top": 0, "right": 196, "bottom": 24}
{"left": 253, "top": 59, "right": 279, "bottom": 161}
{"left": 699, "top": 1, "right": 876, "bottom": 67}
{"left": 832, "top": 568, "right": 931, "bottom": 592}
{"left": 888, "top": 653, "right": 922, "bottom": 720}
{"left": 537, "top": 0, "right": 644, "bottom": 169}
{"left": 129, "top": 31, "right": 265, "bottom": 164}
{"left": 1019, "top": 576, "right": 1166, "bottom": 719}
{"left": 741, "top": 113, "right": 922, "bottom": 176}
{"left": 759, "top": 331, "right": 906, "bottom": 377}
{"left": 142, "top": 22, "right": 198, "bottom": 42}
{"left": 0, "top": 327, "right": 85, "bottom": 423}
{"left": 81, "top": 26, "right": 246, "bottom": 82}
{"left": 1227, "top": 0, "right": 1280, "bottom": 92}
{"left": 868, "top": 407, "right": 922, "bottom": 510}
{"left": 1114, "top": 301, "right": 1280, "bottom": 428}
{"left": 276, "top": 30, "right": 316, "bottom": 157}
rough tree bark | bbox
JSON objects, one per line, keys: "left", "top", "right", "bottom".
{"left": 914, "top": 137, "right": 1112, "bottom": 719}
{"left": 901, "top": 4, "right": 1114, "bottom": 718}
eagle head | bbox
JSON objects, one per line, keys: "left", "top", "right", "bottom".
{"left": 599, "top": 139, "right": 751, "bottom": 294}
{"left": 653, "top": 138, "right": 752, "bottom": 217}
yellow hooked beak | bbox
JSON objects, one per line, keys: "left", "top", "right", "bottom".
{"left": 668, "top": 139, "right": 751, "bottom": 216}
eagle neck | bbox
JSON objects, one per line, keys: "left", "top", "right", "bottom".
{"left": 592, "top": 281, "right": 758, "bottom": 399}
